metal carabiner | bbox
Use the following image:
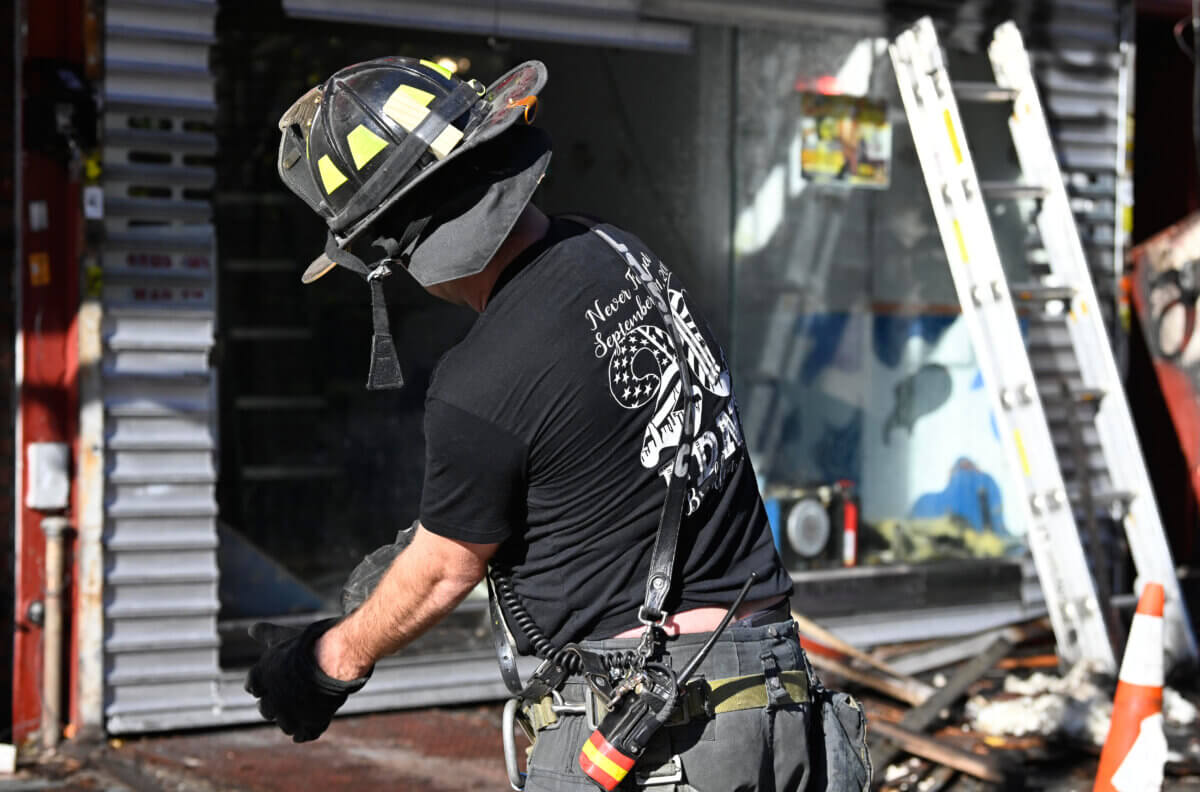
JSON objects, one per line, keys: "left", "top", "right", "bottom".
{"left": 503, "top": 692, "right": 587, "bottom": 791}
{"left": 502, "top": 698, "right": 527, "bottom": 791}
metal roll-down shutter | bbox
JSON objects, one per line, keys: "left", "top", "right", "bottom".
{"left": 100, "top": 0, "right": 223, "bottom": 734}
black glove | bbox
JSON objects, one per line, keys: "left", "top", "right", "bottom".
{"left": 244, "top": 617, "right": 372, "bottom": 742}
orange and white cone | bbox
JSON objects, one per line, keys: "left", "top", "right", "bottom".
{"left": 1093, "top": 582, "right": 1168, "bottom": 792}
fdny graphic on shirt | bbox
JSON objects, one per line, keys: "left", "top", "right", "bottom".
{"left": 583, "top": 241, "right": 747, "bottom": 514}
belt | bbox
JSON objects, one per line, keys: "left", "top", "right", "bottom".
{"left": 520, "top": 669, "right": 810, "bottom": 734}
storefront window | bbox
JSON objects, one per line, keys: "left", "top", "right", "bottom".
{"left": 731, "top": 28, "right": 1031, "bottom": 569}
{"left": 211, "top": 8, "right": 1040, "bottom": 663}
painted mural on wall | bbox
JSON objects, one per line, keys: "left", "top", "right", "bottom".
{"left": 1130, "top": 211, "right": 1200, "bottom": 507}
{"left": 748, "top": 310, "right": 1024, "bottom": 565}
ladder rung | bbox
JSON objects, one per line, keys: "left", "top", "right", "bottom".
{"left": 1048, "top": 422, "right": 1100, "bottom": 448}
{"left": 1027, "top": 351, "right": 1076, "bottom": 369}
{"left": 1022, "top": 307, "right": 1070, "bottom": 324}
{"left": 1010, "top": 283, "right": 1077, "bottom": 302}
{"left": 1031, "top": 360, "right": 1084, "bottom": 381}
{"left": 1067, "top": 486, "right": 1134, "bottom": 512}
{"left": 1057, "top": 448, "right": 1108, "bottom": 473}
{"left": 979, "top": 181, "right": 1049, "bottom": 200}
{"left": 1025, "top": 329, "right": 1073, "bottom": 350}
{"left": 952, "top": 81, "right": 1019, "bottom": 102}
{"left": 1024, "top": 311, "right": 1067, "bottom": 327}
{"left": 1040, "top": 385, "right": 1106, "bottom": 407}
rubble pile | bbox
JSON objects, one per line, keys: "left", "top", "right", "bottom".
{"left": 795, "top": 612, "right": 1200, "bottom": 791}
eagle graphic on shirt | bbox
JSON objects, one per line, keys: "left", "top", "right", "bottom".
{"left": 600, "top": 274, "right": 745, "bottom": 514}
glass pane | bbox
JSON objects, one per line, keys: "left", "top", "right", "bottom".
{"left": 730, "top": 28, "right": 1030, "bottom": 572}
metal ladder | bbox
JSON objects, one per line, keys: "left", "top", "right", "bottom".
{"left": 890, "top": 17, "right": 1198, "bottom": 672}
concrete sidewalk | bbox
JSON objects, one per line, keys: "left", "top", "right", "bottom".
{"left": 2, "top": 705, "right": 520, "bottom": 791}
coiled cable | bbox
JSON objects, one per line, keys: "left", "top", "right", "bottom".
{"left": 491, "top": 567, "right": 642, "bottom": 674}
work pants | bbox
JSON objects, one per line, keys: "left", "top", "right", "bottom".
{"left": 522, "top": 619, "right": 867, "bottom": 792}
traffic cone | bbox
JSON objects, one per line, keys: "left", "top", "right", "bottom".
{"left": 1093, "top": 582, "right": 1168, "bottom": 792}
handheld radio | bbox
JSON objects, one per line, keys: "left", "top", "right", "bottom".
{"left": 578, "top": 573, "right": 757, "bottom": 790}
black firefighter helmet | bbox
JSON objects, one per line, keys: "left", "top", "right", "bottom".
{"left": 276, "top": 56, "right": 551, "bottom": 388}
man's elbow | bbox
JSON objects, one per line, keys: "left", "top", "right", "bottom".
{"left": 412, "top": 527, "right": 495, "bottom": 602}
{"left": 431, "top": 560, "right": 486, "bottom": 601}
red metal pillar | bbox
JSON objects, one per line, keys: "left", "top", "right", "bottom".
{"left": 13, "top": 0, "right": 84, "bottom": 746}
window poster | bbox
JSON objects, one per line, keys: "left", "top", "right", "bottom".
{"left": 799, "top": 93, "right": 892, "bottom": 189}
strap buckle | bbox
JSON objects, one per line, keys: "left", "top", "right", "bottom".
{"left": 664, "top": 678, "right": 713, "bottom": 726}
{"left": 547, "top": 690, "right": 585, "bottom": 725}
{"left": 584, "top": 686, "right": 608, "bottom": 730}
{"left": 637, "top": 604, "right": 667, "bottom": 628}
{"left": 634, "top": 754, "right": 684, "bottom": 787}
{"left": 635, "top": 621, "right": 666, "bottom": 665}
{"left": 366, "top": 262, "right": 393, "bottom": 281}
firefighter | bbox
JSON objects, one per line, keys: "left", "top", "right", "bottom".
{"left": 245, "top": 57, "right": 870, "bottom": 790}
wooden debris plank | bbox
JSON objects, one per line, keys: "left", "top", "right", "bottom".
{"left": 869, "top": 720, "right": 1006, "bottom": 783}
{"left": 881, "top": 621, "right": 1050, "bottom": 676}
{"left": 995, "top": 653, "right": 1059, "bottom": 670}
{"left": 792, "top": 609, "right": 936, "bottom": 704}
{"left": 807, "top": 653, "right": 927, "bottom": 707}
{"left": 868, "top": 635, "right": 1015, "bottom": 772}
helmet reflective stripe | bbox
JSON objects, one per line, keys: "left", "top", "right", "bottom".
{"left": 329, "top": 79, "right": 480, "bottom": 233}
{"left": 419, "top": 58, "right": 453, "bottom": 78}
{"left": 317, "top": 154, "right": 348, "bottom": 193}
{"left": 389, "top": 83, "right": 435, "bottom": 111}
{"left": 382, "top": 84, "right": 463, "bottom": 159}
{"left": 346, "top": 125, "right": 389, "bottom": 170}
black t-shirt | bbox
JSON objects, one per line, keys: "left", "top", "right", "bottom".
{"left": 420, "top": 218, "right": 793, "bottom": 649}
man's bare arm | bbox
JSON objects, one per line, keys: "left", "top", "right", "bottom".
{"left": 315, "top": 523, "right": 499, "bottom": 680}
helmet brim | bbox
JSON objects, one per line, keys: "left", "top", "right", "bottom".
{"left": 301, "top": 253, "right": 338, "bottom": 284}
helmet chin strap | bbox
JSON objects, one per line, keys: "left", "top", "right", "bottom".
{"left": 322, "top": 232, "right": 405, "bottom": 390}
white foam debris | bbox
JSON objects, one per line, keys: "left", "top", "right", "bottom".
{"left": 882, "top": 758, "right": 921, "bottom": 783}
{"left": 965, "top": 692, "right": 1066, "bottom": 737}
{"left": 966, "top": 662, "right": 1112, "bottom": 745}
{"left": 917, "top": 773, "right": 943, "bottom": 792}
{"left": 1164, "top": 687, "right": 1198, "bottom": 726}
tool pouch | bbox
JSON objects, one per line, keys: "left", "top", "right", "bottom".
{"left": 810, "top": 685, "right": 872, "bottom": 792}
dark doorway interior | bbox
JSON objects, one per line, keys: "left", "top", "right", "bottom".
{"left": 210, "top": 1, "right": 713, "bottom": 665}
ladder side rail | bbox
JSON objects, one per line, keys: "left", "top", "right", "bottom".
{"left": 989, "top": 23, "right": 1199, "bottom": 667}
{"left": 891, "top": 22, "right": 1117, "bottom": 671}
